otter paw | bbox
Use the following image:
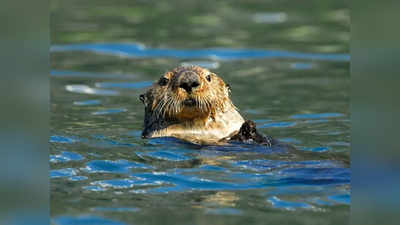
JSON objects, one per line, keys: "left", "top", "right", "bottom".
{"left": 230, "top": 120, "right": 276, "bottom": 147}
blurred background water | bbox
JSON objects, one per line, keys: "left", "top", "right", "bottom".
{"left": 50, "top": 0, "right": 349, "bottom": 224}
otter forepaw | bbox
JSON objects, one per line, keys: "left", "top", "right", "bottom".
{"left": 230, "top": 120, "right": 276, "bottom": 147}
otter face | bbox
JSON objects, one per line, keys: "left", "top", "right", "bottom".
{"left": 141, "top": 66, "right": 233, "bottom": 122}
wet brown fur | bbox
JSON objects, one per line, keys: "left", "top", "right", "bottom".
{"left": 140, "top": 66, "right": 244, "bottom": 144}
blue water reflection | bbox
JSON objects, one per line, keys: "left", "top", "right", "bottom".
{"left": 50, "top": 151, "right": 84, "bottom": 163}
{"left": 73, "top": 157, "right": 349, "bottom": 198}
{"left": 50, "top": 168, "right": 78, "bottom": 178}
{"left": 267, "top": 196, "right": 314, "bottom": 211}
{"left": 53, "top": 215, "right": 125, "bottom": 225}
{"left": 73, "top": 99, "right": 102, "bottom": 106}
{"left": 137, "top": 151, "right": 192, "bottom": 162}
{"left": 51, "top": 43, "right": 350, "bottom": 61}
{"left": 84, "top": 160, "right": 152, "bottom": 174}
{"left": 50, "top": 135, "right": 77, "bottom": 144}
{"left": 290, "top": 113, "right": 345, "bottom": 119}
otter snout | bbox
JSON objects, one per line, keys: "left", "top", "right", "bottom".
{"left": 178, "top": 71, "right": 200, "bottom": 93}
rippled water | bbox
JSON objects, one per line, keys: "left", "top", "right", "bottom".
{"left": 51, "top": 0, "right": 349, "bottom": 224}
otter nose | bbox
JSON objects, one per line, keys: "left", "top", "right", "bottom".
{"left": 178, "top": 72, "right": 200, "bottom": 93}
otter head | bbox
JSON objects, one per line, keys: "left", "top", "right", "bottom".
{"left": 140, "top": 66, "right": 234, "bottom": 137}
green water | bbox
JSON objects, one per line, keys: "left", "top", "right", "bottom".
{"left": 51, "top": 0, "right": 349, "bottom": 224}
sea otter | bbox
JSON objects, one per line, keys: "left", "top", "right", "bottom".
{"left": 139, "top": 65, "right": 275, "bottom": 146}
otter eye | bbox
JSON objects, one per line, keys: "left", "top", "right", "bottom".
{"left": 158, "top": 77, "right": 169, "bottom": 86}
{"left": 206, "top": 74, "right": 211, "bottom": 82}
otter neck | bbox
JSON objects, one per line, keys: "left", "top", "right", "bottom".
{"left": 174, "top": 107, "right": 212, "bottom": 122}
{"left": 176, "top": 113, "right": 213, "bottom": 127}
{"left": 147, "top": 105, "right": 245, "bottom": 144}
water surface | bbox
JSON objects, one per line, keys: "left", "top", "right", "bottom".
{"left": 51, "top": 0, "right": 349, "bottom": 224}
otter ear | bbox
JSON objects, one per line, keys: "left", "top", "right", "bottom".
{"left": 139, "top": 94, "right": 146, "bottom": 105}
{"left": 226, "top": 83, "right": 232, "bottom": 92}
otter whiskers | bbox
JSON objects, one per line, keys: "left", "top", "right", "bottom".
{"left": 140, "top": 65, "right": 245, "bottom": 143}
